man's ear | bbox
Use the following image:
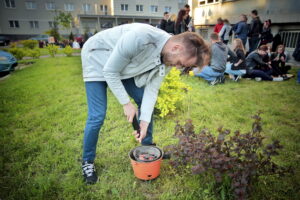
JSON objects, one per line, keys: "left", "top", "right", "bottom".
{"left": 171, "top": 44, "right": 184, "bottom": 53}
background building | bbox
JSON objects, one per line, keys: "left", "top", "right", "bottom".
{"left": 0, "top": 0, "right": 180, "bottom": 40}
{"left": 189, "top": 0, "right": 300, "bottom": 51}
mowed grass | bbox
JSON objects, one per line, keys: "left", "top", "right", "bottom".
{"left": 0, "top": 56, "right": 299, "bottom": 200}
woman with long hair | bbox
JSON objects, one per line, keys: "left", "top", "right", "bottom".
{"left": 225, "top": 38, "right": 247, "bottom": 81}
{"left": 175, "top": 9, "right": 188, "bottom": 35}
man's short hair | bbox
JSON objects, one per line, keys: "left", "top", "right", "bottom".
{"left": 174, "top": 32, "right": 211, "bottom": 68}
{"left": 251, "top": 9, "right": 258, "bottom": 16}
{"left": 164, "top": 12, "right": 169, "bottom": 15}
{"left": 184, "top": 4, "right": 190, "bottom": 9}
{"left": 241, "top": 14, "right": 248, "bottom": 21}
{"left": 259, "top": 45, "right": 268, "bottom": 51}
{"left": 210, "top": 32, "right": 219, "bottom": 41}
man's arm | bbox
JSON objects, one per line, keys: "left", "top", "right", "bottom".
{"left": 139, "top": 67, "right": 171, "bottom": 123}
{"left": 102, "top": 31, "right": 146, "bottom": 106}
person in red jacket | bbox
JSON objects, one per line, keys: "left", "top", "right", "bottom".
{"left": 214, "top": 18, "right": 224, "bottom": 33}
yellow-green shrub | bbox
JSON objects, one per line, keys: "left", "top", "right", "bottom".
{"left": 155, "top": 68, "right": 191, "bottom": 118}
{"left": 21, "top": 40, "right": 38, "bottom": 49}
{"left": 7, "top": 48, "right": 25, "bottom": 60}
{"left": 46, "top": 44, "right": 59, "bottom": 57}
{"left": 63, "top": 45, "right": 73, "bottom": 57}
{"left": 26, "top": 48, "right": 41, "bottom": 59}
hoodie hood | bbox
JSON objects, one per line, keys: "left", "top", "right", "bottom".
{"left": 215, "top": 42, "right": 227, "bottom": 51}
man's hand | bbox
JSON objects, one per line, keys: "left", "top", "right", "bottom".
{"left": 280, "top": 56, "right": 285, "bottom": 62}
{"left": 132, "top": 120, "right": 149, "bottom": 143}
{"left": 123, "top": 102, "right": 137, "bottom": 123}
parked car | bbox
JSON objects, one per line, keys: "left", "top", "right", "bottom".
{"left": 29, "top": 34, "right": 50, "bottom": 42}
{"left": 0, "top": 36, "right": 10, "bottom": 46}
{"left": 0, "top": 50, "right": 18, "bottom": 74}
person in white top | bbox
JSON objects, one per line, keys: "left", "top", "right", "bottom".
{"left": 72, "top": 40, "right": 80, "bottom": 49}
{"left": 219, "top": 19, "right": 232, "bottom": 45}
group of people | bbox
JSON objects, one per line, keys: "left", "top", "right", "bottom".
{"left": 159, "top": 4, "right": 193, "bottom": 35}
{"left": 189, "top": 9, "right": 292, "bottom": 85}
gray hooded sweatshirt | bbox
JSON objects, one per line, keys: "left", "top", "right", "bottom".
{"left": 210, "top": 42, "right": 234, "bottom": 72}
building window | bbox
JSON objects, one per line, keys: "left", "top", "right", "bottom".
{"left": 121, "top": 4, "right": 128, "bottom": 11}
{"left": 150, "top": 5, "right": 158, "bottom": 13}
{"left": 136, "top": 5, "right": 143, "bottom": 12}
{"left": 164, "top": 6, "right": 171, "bottom": 12}
{"left": 29, "top": 21, "right": 39, "bottom": 28}
{"left": 199, "top": 0, "right": 206, "bottom": 5}
{"left": 49, "top": 21, "right": 55, "bottom": 28}
{"left": 25, "top": 1, "right": 36, "bottom": 9}
{"left": 64, "top": 3, "right": 74, "bottom": 11}
{"left": 82, "top": 3, "right": 91, "bottom": 12}
{"left": 45, "top": 2, "right": 55, "bottom": 10}
{"left": 5, "top": 0, "right": 15, "bottom": 8}
{"left": 9, "top": 20, "right": 19, "bottom": 28}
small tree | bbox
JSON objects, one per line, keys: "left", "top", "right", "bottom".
{"left": 94, "top": 29, "right": 98, "bottom": 35}
{"left": 69, "top": 32, "right": 74, "bottom": 41}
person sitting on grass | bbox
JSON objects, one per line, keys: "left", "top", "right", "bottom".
{"left": 81, "top": 23, "right": 210, "bottom": 184}
{"left": 245, "top": 45, "right": 287, "bottom": 81}
{"left": 225, "top": 38, "right": 246, "bottom": 81}
{"left": 194, "top": 33, "right": 235, "bottom": 85}
{"left": 271, "top": 44, "right": 291, "bottom": 77}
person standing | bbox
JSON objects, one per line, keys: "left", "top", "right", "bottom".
{"left": 160, "top": 12, "right": 169, "bottom": 31}
{"left": 248, "top": 9, "right": 263, "bottom": 53}
{"left": 184, "top": 4, "right": 194, "bottom": 32}
{"left": 175, "top": 9, "right": 188, "bottom": 35}
{"left": 218, "top": 19, "right": 232, "bottom": 44}
{"left": 214, "top": 18, "right": 224, "bottom": 34}
{"left": 81, "top": 23, "right": 210, "bottom": 184}
{"left": 233, "top": 14, "right": 249, "bottom": 47}
{"left": 260, "top": 19, "right": 273, "bottom": 46}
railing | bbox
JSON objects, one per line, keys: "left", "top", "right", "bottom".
{"left": 279, "top": 30, "right": 300, "bottom": 49}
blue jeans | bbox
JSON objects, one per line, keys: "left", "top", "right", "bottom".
{"left": 225, "top": 63, "right": 246, "bottom": 76}
{"left": 195, "top": 66, "right": 224, "bottom": 82}
{"left": 248, "top": 69, "right": 273, "bottom": 81}
{"left": 83, "top": 78, "right": 153, "bottom": 162}
{"left": 249, "top": 36, "right": 260, "bottom": 53}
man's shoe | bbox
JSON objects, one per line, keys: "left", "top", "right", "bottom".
{"left": 234, "top": 75, "right": 241, "bottom": 82}
{"left": 208, "top": 78, "right": 219, "bottom": 86}
{"left": 82, "top": 161, "right": 98, "bottom": 184}
{"left": 219, "top": 75, "right": 226, "bottom": 84}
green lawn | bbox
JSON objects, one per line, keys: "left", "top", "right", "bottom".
{"left": 0, "top": 57, "right": 299, "bottom": 200}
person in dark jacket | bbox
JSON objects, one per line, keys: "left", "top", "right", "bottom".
{"left": 175, "top": 9, "right": 188, "bottom": 35}
{"left": 225, "top": 38, "right": 246, "bottom": 81}
{"left": 260, "top": 19, "right": 273, "bottom": 45}
{"left": 233, "top": 14, "right": 248, "bottom": 46}
{"left": 184, "top": 4, "right": 193, "bottom": 31}
{"left": 293, "top": 35, "right": 300, "bottom": 61}
{"left": 246, "top": 45, "right": 285, "bottom": 81}
{"left": 160, "top": 12, "right": 169, "bottom": 31}
{"left": 272, "top": 33, "right": 282, "bottom": 52}
{"left": 248, "top": 10, "right": 263, "bottom": 53}
{"left": 195, "top": 33, "right": 235, "bottom": 85}
{"left": 271, "top": 45, "right": 291, "bottom": 76}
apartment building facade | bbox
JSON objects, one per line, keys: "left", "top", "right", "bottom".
{"left": 189, "top": 0, "right": 300, "bottom": 50}
{"left": 0, "top": 0, "right": 180, "bottom": 40}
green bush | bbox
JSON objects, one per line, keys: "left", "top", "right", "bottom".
{"left": 7, "top": 48, "right": 25, "bottom": 60}
{"left": 21, "top": 40, "right": 38, "bottom": 49}
{"left": 155, "top": 68, "right": 191, "bottom": 117}
{"left": 63, "top": 45, "right": 73, "bottom": 57}
{"left": 26, "top": 48, "right": 41, "bottom": 59}
{"left": 46, "top": 44, "right": 59, "bottom": 57}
